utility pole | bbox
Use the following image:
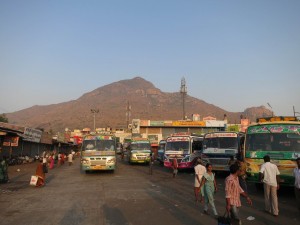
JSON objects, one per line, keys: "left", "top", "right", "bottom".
{"left": 267, "top": 103, "right": 274, "bottom": 116}
{"left": 90, "top": 109, "right": 99, "bottom": 131}
{"left": 180, "top": 77, "right": 187, "bottom": 120}
{"left": 126, "top": 101, "right": 131, "bottom": 129}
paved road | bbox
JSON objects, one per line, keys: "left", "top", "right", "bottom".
{"left": 0, "top": 158, "right": 299, "bottom": 225}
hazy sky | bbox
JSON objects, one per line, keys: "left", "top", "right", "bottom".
{"left": 1, "top": 0, "right": 299, "bottom": 117}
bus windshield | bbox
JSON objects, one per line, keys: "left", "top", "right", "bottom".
{"left": 204, "top": 137, "right": 238, "bottom": 149}
{"left": 159, "top": 141, "right": 166, "bottom": 150}
{"left": 245, "top": 133, "right": 300, "bottom": 152}
{"left": 131, "top": 142, "right": 151, "bottom": 150}
{"left": 166, "top": 141, "right": 189, "bottom": 152}
{"left": 82, "top": 140, "right": 115, "bottom": 151}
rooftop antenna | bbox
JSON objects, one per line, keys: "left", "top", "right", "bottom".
{"left": 180, "top": 77, "right": 187, "bottom": 120}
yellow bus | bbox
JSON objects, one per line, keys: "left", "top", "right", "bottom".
{"left": 81, "top": 134, "right": 117, "bottom": 172}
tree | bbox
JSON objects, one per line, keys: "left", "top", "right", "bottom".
{"left": 0, "top": 114, "right": 8, "bottom": 123}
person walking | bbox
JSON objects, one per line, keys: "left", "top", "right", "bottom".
{"left": 58, "top": 152, "right": 62, "bottom": 166}
{"left": 259, "top": 155, "right": 280, "bottom": 216}
{"left": 194, "top": 158, "right": 206, "bottom": 203}
{"left": 49, "top": 154, "right": 55, "bottom": 169}
{"left": 0, "top": 156, "right": 9, "bottom": 183}
{"left": 68, "top": 152, "right": 73, "bottom": 166}
{"left": 293, "top": 157, "right": 300, "bottom": 211}
{"left": 200, "top": 163, "right": 218, "bottom": 218}
{"left": 149, "top": 152, "right": 154, "bottom": 175}
{"left": 236, "top": 157, "right": 248, "bottom": 194}
{"left": 35, "top": 159, "right": 46, "bottom": 187}
{"left": 225, "top": 164, "right": 252, "bottom": 221}
{"left": 172, "top": 156, "right": 178, "bottom": 178}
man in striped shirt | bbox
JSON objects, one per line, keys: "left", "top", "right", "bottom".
{"left": 225, "top": 164, "right": 252, "bottom": 221}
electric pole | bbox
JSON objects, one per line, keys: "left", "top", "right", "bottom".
{"left": 126, "top": 101, "right": 131, "bottom": 129}
{"left": 180, "top": 77, "right": 187, "bottom": 120}
{"left": 90, "top": 109, "right": 99, "bottom": 131}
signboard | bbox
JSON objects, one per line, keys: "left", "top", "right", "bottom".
{"left": 150, "top": 121, "right": 165, "bottom": 126}
{"left": 172, "top": 121, "right": 206, "bottom": 126}
{"left": 24, "top": 127, "right": 42, "bottom": 143}
{"left": 205, "top": 132, "right": 238, "bottom": 138}
{"left": 2, "top": 136, "right": 19, "bottom": 147}
{"left": 164, "top": 120, "right": 173, "bottom": 126}
{"left": 205, "top": 120, "right": 225, "bottom": 127}
{"left": 140, "top": 120, "right": 150, "bottom": 126}
{"left": 132, "top": 119, "right": 140, "bottom": 134}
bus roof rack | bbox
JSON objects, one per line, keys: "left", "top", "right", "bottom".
{"left": 256, "top": 116, "right": 298, "bottom": 123}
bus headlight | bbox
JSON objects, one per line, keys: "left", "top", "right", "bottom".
{"left": 164, "top": 155, "right": 169, "bottom": 162}
{"left": 107, "top": 158, "right": 115, "bottom": 164}
{"left": 81, "top": 158, "right": 90, "bottom": 165}
{"left": 181, "top": 156, "right": 190, "bottom": 162}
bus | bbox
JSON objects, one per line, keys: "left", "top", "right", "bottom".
{"left": 157, "top": 140, "right": 166, "bottom": 165}
{"left": 164, "top": 133, "right": 203, "bottom": 169}
{"left": 201, "top": 132, "right": 245, "bottom": 171}
{"left": 245, "top": 117, "right": 300, "bottom": 186}
{"left": 80, "top": 134, "right": 117, "bottom": 172}
{"left": 127, "top": 138, "right": 151, "bottom": 164}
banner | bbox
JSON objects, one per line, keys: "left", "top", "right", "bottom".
{"left": 172, "top": 121, "right": 206, "bottom": 126}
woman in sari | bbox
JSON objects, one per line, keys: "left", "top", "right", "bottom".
{"left": 35, "top": 160, "right": 45, "bottom": 187}
{"left": 200, "top": 163, "right": 218, "bottom": 217}
{"left": 49, "top": 154, "right": 54, "bottom": 169}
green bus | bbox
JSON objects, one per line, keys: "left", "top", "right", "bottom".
{"left": 245, "top": 118, "right": 300, "bottom": 186}
{"left": 127, "top": 138, "right": 151, "bottom": 164}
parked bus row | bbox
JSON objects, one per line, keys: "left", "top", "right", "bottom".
{"left": 79, "top": 116, "right": 300, "bottom": 187}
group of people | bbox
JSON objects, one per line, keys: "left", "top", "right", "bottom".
{"left": 193, "top": 159, "right": 248, "bottom": 219}
{"left": 34, "top": 150, "right": 75, "bottom": 187}
{"left": 191, "top": 155, "right": 300, "bottom": 222}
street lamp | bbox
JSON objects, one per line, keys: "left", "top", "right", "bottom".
{"left": 91, "top": 109, "right": 99, "bottom": 131}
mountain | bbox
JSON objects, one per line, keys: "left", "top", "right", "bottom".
{"left": 6, "top": 77, "right": 272, "bottom": 132}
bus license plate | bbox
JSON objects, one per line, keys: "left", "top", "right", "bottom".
{"left": 93, "top": 165, "right": 105, "bottom": 169}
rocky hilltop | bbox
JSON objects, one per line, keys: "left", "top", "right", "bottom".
{"left": 6, "top": 77, "right": 272, "bottom": 132}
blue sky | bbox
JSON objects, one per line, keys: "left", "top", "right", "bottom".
{"left": 1, "top": 0, "right": 300, "bottom": 117}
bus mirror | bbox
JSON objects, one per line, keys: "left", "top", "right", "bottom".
{"left": 287, "top": 133, "right": 300, "bottom": 139}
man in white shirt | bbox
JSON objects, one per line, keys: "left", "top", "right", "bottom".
{"left": 293, "top": 157, "right": 300, "bottom": 211}
{"left": 259, "top": 155, "right": 280, "bottom": 216}
{"left": 194, "top": 158, "right": 206, "bottom": 203}
{"left": 68, "top": 152, "right": 73, "bottom": 166}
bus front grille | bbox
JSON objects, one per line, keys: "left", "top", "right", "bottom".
{"left": 208, "top": 158, "right": 228, "bottom": 165}
{"left": 90, "top": 160, "right": 106, "bottom": 166}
